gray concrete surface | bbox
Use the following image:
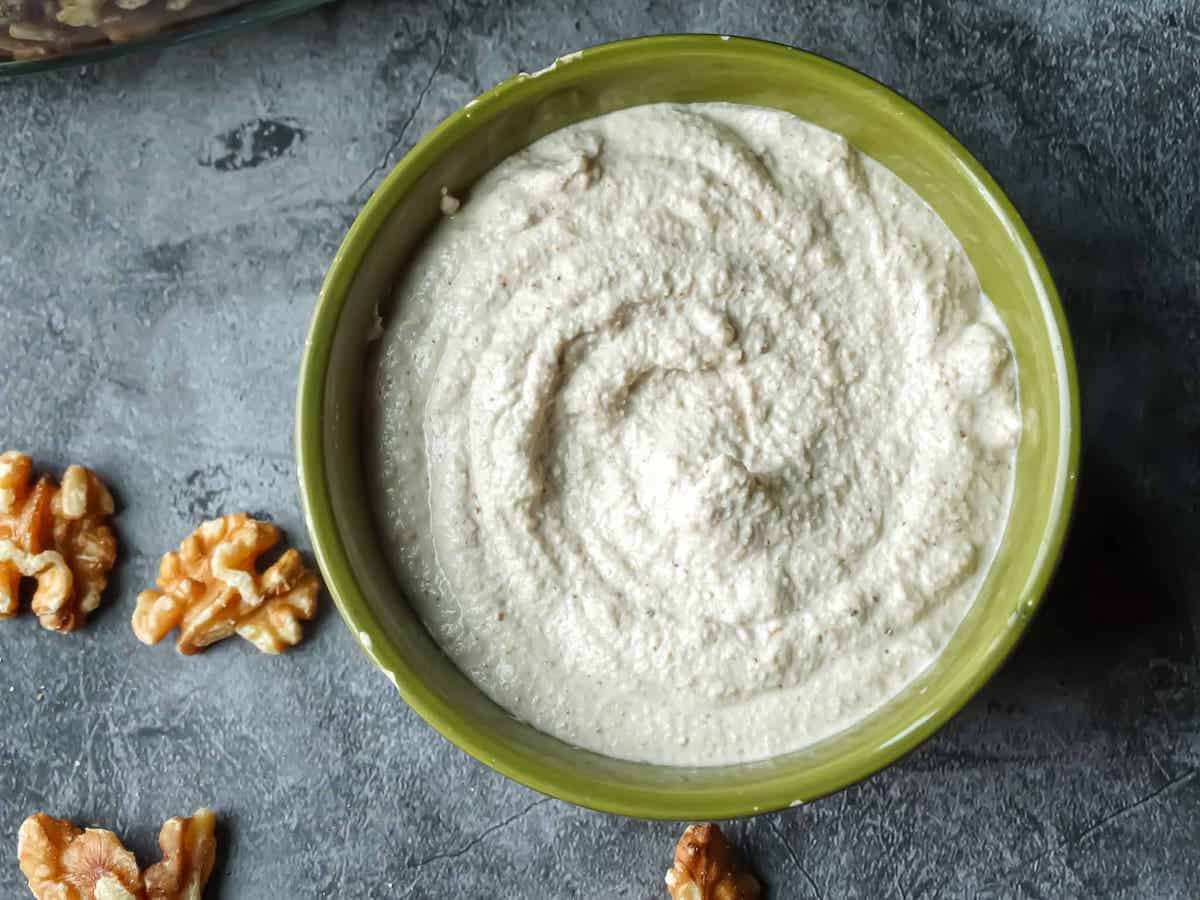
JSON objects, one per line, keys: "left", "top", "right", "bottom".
{"left": 1, "top": 1, "right": 1198, "bottom": 897}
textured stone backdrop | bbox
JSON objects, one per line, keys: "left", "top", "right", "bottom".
{"left": 1, "top": 1, "right": 1197, "bottom": 897}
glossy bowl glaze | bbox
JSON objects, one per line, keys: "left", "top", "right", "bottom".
{"left": 297, "top": 34, "right": 1079, "bottom": 819}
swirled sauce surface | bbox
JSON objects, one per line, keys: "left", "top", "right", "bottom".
{"left": 367, "top": 103, "right": 1019, "bottom": 764}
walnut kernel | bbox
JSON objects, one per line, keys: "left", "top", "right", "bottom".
{"left": 18, "top": 813, "right": 143, "bottom": 900}
{"left": 42, "top": 465, "right": 117, "bottom": 631}
{"left": 132, "top": 513, "right": 321, "bottom": 654}
{"left": 8, "top": 21, "right": 65, "bottom": 40}
{"left": 0, "top": 452, "right": 116, "bottom": 632}
{"left": 665, "top": 824, "right": 761, "bottom": 900}
{"left": 54, "top": 0, "right": 103, "bottom": 27}
{"left": 143, "top": 808, "right": 216, "bottom": 900}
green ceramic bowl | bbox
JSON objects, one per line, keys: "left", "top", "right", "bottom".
{"left": 297, "top": 34, "right": 1079, "bottom": 819}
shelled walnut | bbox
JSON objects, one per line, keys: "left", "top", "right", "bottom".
{"left": 133, "top": 513, "right": 321, "bottom": 654}
{"left": 55, "top": 0, "right": 104, "bottom": 27}
{"left": 0, "top": 452, "right": 117, "bottom": 632}
{"left": 18, "top": 813, "right": 143, "bottom": 899}
{"left": 143, "top": 809, "right": 217, "bottom": 900}
{"left": 18, "top": 810, "right": 217, "bottom": 900}
{"left": 666, "top": 824, "right": 761, "bottom": 900}
{"left": 0, "top": 452, "right": 50, "bottom": 619}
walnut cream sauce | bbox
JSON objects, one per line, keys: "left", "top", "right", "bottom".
{"left": 367, "top": 103, "right": 1020, "bottom": 765}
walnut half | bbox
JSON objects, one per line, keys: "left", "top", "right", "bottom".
{"left": 144, "top": 808, "right": 217, "bottom": 900}
{"left": 132, "top": 513, "right": 321, "bottom": 654}
{"left": 666, "top": 824, "right": 761, "bottom": 900}
{"left": 18, "top": 813, "right": 142, "bottom": 900}
{"left": 0, "top": 452, "right": 117, "bottom": 632}
{"left": 17, "top": 809, "right": 218, "bottom": 900}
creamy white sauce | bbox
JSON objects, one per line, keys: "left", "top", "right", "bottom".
{"left": 367, "top": 103, "right": 1020, "bottom": 765}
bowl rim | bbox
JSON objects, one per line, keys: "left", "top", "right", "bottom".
{"left": 296, "top": 33, "right": 1081, "bottom": 819}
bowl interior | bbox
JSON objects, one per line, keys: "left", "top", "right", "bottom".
{"left": 297, "top": 35, "right": 1079, "bottom": 819}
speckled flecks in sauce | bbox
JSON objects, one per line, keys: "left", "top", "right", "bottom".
{"left": 368, "top": 103, "right": 1019, "bottom": 765}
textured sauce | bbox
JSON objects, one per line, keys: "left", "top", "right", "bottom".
{"left": 366, "top": 103, "right": 1020, "bottom": 765}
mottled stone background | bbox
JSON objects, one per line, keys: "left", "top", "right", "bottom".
{"left": 1, "top": 1, "right": 1197, "bottom": 897}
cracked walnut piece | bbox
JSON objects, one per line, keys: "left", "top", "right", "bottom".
{"left": 132, "top": 513, "right": 320, "bottom": 654}
{"left": 18, "top": 810, "right": 216, "bottom": 900}
{"left": 0, "top": 452, "right": 117, "bottom": 632}
{"left": 666, "top": 824, "right": 761, "bottom": 900}
{"left": 18, "top": 813, "right": 143, "bottom": 900}
{"left": 143, "top": 809, "right": 216, "bottom": 900}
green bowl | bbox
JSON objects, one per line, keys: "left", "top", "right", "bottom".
{"left": 296, "top": 34, "right": 1079, "bottom": 819}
